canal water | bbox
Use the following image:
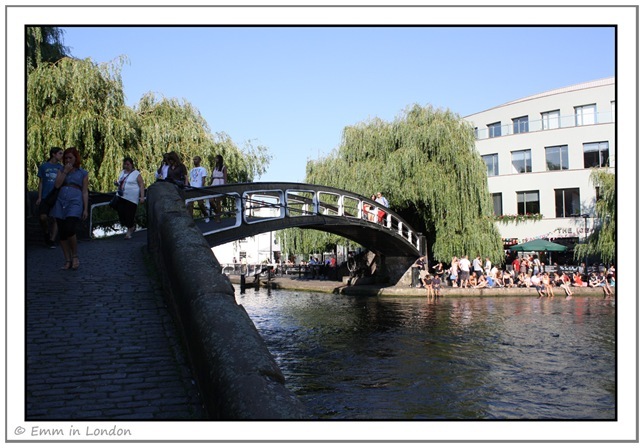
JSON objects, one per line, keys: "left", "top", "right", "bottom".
{"left": 234, "top": 285, "right": 616, "bottom": 420}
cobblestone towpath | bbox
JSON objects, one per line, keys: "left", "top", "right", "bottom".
{"left": 26, "top": 231, "right": 207, "bottom": 420}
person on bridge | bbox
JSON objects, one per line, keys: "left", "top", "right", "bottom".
{"left": 189, "top": 156, "right": 210, "bottom": 222}
{"left": 155, "top": 153, "right": 170, "bottom": 181}
{"left": 50, "top": 147, "right": 89, "bottom": 270}
{"left": 362, "top": 196, "right": 375, "bottom": 222}
{"left": 209, "top": 154, "right": 228, "bottom": 221}
{"left": 375, "top": 192, "right": 389, "bottom": 224}
{"left": 165, "top": 151, "right": 188, "bottom": 186}
{"left": 114, "top": 157, "right": 145, "bottom": 240}
{"left": 35, "top": 146, "right": 63, "bottom": 248}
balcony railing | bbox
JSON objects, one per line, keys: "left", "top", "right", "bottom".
{"left": 474, "top": 111, "right": 614, "bottom": 140}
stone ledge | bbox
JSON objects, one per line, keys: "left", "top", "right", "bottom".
{"left": 146, "top": 182, "right": 307, "bottom": 420}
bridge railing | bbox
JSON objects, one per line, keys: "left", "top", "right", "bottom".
{"left": 182, "top": 183, "right": 423, "bottom": 254}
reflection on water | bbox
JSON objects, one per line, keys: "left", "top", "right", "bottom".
{"left": 235, "top": 285, "right": 615, "bottom": 420}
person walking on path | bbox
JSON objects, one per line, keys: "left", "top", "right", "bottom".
{"left": 114, "top": 157, "right": 145, "bottom": 240}
{"left": 49, "top": 147, "right": 88, "bottom": 270}
{"left": 35, "top": 146, "right": 63, "bottom": 247}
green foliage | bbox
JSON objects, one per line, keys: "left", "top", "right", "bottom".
{"left": 27, "top": 56, "right": 137, "bottom": 192}
{"left": 26, "top": 26, "right": 70, "bottom": 73}
{"left": 289, "top": 104, "right": 504, "bottom": 263}
{"left": 574, "top": 169, "right": 615, "bottom": 264}
{"left": 277, "top": 228, "right": 360, "bottom": 258}
{"left": 27, "top": 53, "right": 271, "bottom": 194}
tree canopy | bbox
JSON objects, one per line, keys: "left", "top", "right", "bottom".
{"left": 280, "top": 104, "right": 504, "bottom": 263}
{"left": 574, "top": 169, "right": 615, "bottom": 265}
{"left": 27, "top": 51, "right": 270, "bottom": 193}
{"left": 26, "top": 26, "right": 70, "bottom": 73}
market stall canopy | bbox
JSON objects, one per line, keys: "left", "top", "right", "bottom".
{"left": 509, "top": 239, "right": 567, "bottom": 252}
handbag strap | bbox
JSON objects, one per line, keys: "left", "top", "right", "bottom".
{"left": 119, "top": 171, "right": 133, "bottom": 189}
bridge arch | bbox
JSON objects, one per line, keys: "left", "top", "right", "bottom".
{"left": 181, "top": 182, "right": 425, "bottom": 257}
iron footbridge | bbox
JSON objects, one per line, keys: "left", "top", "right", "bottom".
{"left": 180, "top": 182, "right": 424, "bottom": 257}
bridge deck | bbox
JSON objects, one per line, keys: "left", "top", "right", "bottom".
{"left": 181, "top": 182, "right": 425, "bottom": 257}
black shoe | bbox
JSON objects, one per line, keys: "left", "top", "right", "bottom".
{"left": 48, "top": 239, "right": 56, "bottom": 248}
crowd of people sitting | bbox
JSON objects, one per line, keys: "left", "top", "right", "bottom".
{"left": 413, "top": 254, "right": 615, "bottom": 298}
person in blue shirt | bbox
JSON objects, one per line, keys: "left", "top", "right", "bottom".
{"left": 35, "top": 147, "right": 63, "bottom": 247}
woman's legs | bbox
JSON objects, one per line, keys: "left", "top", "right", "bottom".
{"left": 58, "top": 218, "right": 79, "bottom": 269}
{"left": 59, "top": 238, "right": 71, "bottom": 269}
{"left": 120, "top": 201, "right": 138, "bottom": 238}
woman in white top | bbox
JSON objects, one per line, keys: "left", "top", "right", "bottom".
{"left": 114, "top": 157, "right": 145, "bottom": 239}
{"left": 210, "top": 155, "right": 227, "bottom": 186}
{"left": 209, "top": 155, "right": 227, "bottom": 220}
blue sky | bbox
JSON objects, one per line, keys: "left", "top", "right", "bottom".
{"left": 60, "top": 26, "right": 615, "bottom": 182}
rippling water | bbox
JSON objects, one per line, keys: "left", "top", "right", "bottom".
{"left": 235, "top": 285, "right": 615, "bottom": 420}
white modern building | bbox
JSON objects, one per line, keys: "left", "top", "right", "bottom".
{"left": 211, "top": 194, "right": 282, "bottom": 265}
{"left": 465, "top": 77, "right": 615, "bottom": 252}
{"left": 212, "top": 231, "right": 280, "bottom": 265}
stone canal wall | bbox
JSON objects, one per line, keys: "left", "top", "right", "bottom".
{"left": 146, "top": 182, "right": 307, "bottom": 419}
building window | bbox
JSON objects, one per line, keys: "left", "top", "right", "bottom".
{"left": 545, "top": 145, "right": 569, "bottom": 171}
{"left": 555, "top": 188, "right": 580, "bottom": 218}
{"left": 575, "top": 104, "right": 597, "bottom": 126}
{"left": 517, "top": 191, "right": 540, "bottom": 215}
{"left": 511, "top": 149, "right": 532, "bottom": 173}
{"left": 491, "top": 193, "right": 503, "bottom": 216}
{"left": 541, "top": 110, "right": 560, "bottom": 130}
{"left": 482, "top": 154, "right": 499, "bottom": 176}
{"left": 584, "top": 141, "right": 610, "bottom": 168}
{"left": 488, "top": 122, "right": 502, "bottom": 138}
{"left": 512, "top": 116, "right": 529, "bottom": 134}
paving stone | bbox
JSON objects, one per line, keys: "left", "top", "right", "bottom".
{"left": 26, "top": 232, "right": 207, "bottom": 420}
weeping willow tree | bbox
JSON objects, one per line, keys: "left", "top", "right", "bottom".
{"left": 574, "top": 169, "right": 615, "bottom": 265}
{"left": 134, "top": 93, "right": 270, "bottom": 187}
{"left": 26, "top": 26, "right": 70, "bottom": 73}
{"left": 27, "top": 56, "right": 138, "bottom": 192}
{"left": 27, "top": 55, "right": 271, "bottom": 193}
{"left": 280, "top": 104, "right": 504, "bottom": 263}
{"left": 278, "top": 228, "right": 360, "bottom": 260}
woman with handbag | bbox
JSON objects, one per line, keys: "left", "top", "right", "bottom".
{"left": 49, "top": 147, "right": 89, "bottom": 270}
{"left": 113, "top": 157, "right": 145, "bottom": 240}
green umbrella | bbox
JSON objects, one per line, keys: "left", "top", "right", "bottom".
{"left": 509, "top": 238, "right": 567, "bottom": 265}
{"left": 509, "top": 239, "right": 567, "bottom": 252}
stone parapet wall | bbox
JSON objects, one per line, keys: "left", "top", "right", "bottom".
{"left": 146, "top": 181, "right": 307, "bottom": 419}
